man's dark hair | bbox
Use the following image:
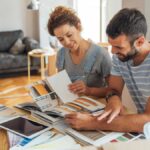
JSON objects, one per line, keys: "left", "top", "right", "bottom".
{"left": 106, "top": 8, "right": 147, "bottom": 44}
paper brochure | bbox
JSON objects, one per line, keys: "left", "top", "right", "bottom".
{"left": 46, "top": 70, "right": 78, "bottom": 103}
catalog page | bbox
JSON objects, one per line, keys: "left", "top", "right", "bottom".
{"left": 65, "top": 128, "right": 123, "bottom": 146}
{"left": 46, "top": 70, "right": 78, "bottom": 103}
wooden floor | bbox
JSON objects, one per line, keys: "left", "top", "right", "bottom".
{"left": 0, "top": 75, "right": 41, "bottom": 107}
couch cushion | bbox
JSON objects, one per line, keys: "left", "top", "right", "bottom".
{"left": 23, "top": 37, "right": 40, "bottom": 52}
{"left": 0, "top": 30, "right": 24, "bottom": 52}
{"left": 9, "top": 38, "right": 25, "bottom": 55}
{"left": 0, "top": 53, "right": 40, "bottom": 70}
{"left": 0, "top": 53, "right": 27, "bottom": 70}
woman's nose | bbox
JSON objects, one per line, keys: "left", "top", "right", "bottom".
{"left": 64, "top": 38, "right": 71, "bottom": 46}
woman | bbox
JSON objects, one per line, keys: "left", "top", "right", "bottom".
{"left": 47, "top": 6, "right": 111, "bottom": 97}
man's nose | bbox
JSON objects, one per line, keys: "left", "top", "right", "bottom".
{"left": 111, "top": 47, "right": 118, "bottom": 54}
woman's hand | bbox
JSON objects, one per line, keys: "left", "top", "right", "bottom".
{"left": 68, "top": 80, "right": 89, "bottom": 95}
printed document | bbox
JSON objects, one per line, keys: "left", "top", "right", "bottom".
{"left": 46, "top": 70, "right": 78, "bottom": 103}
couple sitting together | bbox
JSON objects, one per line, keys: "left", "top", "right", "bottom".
{"left": 47, "top": 6, "right": 150, "bottom": 133}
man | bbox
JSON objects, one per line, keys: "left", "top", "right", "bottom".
{"left": 65, "top": 8, "right": 150, "bottom": 133}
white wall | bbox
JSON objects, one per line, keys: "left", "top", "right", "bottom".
{"left": 144, "top": 0, "right": 150, "bottom": 40}
{"left": 122, "top": 0, "right": 145, "bottom": 13}
{"left": 74, "top": 0, "right": 101, "bottom": 43}
{"left": 103, "top": 0, "right": 122, "bottom": 42}
{"left": 122, "top": 0, "right": 150, "bottom": 40}
{"left": 107, "top": 0, "right": 122, "bottom": 24}
{"left": 0, "top": 0, "right": 39, "bottom": 40}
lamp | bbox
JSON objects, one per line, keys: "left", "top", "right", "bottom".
{"left": 27, "top": 0, "right": 39, "bottom": 10}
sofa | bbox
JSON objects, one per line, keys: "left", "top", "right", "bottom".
{"left": 0, "top": 30, "right": 40, "bottom": 77}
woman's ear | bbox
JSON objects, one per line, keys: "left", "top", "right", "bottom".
{"left": 134, "top": 36, "right": 145, "bottom": 48}
{"left": 77, "top": 23, "right": 82, "bottom": 31}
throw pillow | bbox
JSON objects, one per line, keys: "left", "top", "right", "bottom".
{"left": 9, "top": 38, "right": 25, "bottom": 55}
{"left": 23, "top": 37, "right": 40, "bottom": 53}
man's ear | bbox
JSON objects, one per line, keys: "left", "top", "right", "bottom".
{"left": 134, "top": 36, "right": 145, "bottom": 48}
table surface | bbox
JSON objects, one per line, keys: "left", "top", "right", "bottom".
{"left": 28, "top": 49, "right": 56, "bottom": 57}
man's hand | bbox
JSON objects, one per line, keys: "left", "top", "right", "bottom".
{"left": 65, "top": 112, "right": 96, "bottom": 130}
{"left": 68, "top": 80, "right": 89, "bottom": 95}
{"left": 93, "top": 96, "right": 123, "bottom": 123}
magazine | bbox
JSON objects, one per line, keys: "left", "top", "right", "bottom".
{"left": 49, "top": 96, "right": 105, "bottom": 117}
{"left": 102, "top": 139, "right": 149, "bottom": 150}
{"left": 27, "top": 80, "right": 58, "bottom": 112}
{"left": 45, "top": 70, "right": 105, "bottom": 116}
{"left": 15, "top": 96, "right": 105, "bottom": 123}
{"left": 15, "top": 102, "right": 62, "bottom": 124}
{"left": 65, "top": 128, "right": 147, "bottom": 146}
{"left": 65, "top": 128, "right": 123, "bottom": 146}
{"left": 18, "top": 70, "right": 105, "bottom": 119}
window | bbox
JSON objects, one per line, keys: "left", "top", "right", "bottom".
{"left": 74, "top": 0, "right": 101, "bottom": 43}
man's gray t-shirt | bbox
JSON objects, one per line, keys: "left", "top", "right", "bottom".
{"left": 111, "top": 53, "right": 150, "bottom": 113}
{"left": 56, "top": 43, "right": 112, "bottom": 87}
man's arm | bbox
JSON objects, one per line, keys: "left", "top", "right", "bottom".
{"left": 107, "top": 75, "right": 124, "bottom": 96}
{"left": 65, "top": 98, "right": 150, "bottom": 132}
{"left": 96, "top": 75, "right": 125, "bottom": 123}
{"left": 96, "top": 98, "right": 150, "bottom": 132}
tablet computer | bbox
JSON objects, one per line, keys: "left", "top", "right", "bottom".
{"left": 0, "top": 116, "right": 52, "bottom": 139}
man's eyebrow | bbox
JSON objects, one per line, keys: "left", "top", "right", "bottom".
{"left": 114, "top": 46, "right": 123, "bottom": 49}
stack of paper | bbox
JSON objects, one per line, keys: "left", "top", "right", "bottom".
{"left": 0, "top": 104, "right": 19, "bottom": 123}
{"left": 102, "top": 140, "right": 150, "bottom": 150}
{"left": 11, "top": 134, "right": 80, "bottom": 150}
{"left": 65, "top": 128, "right": 123, "bottom": 146}
{"left": 10, "top": 131, "right": 62, "bottom": 150}
{"left": 15, "top": 102, "right": 62, "bottom": 124}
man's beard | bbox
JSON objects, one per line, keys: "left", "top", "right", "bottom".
{"left": 118, "top": 46, "right": 139, "bottom": 62}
